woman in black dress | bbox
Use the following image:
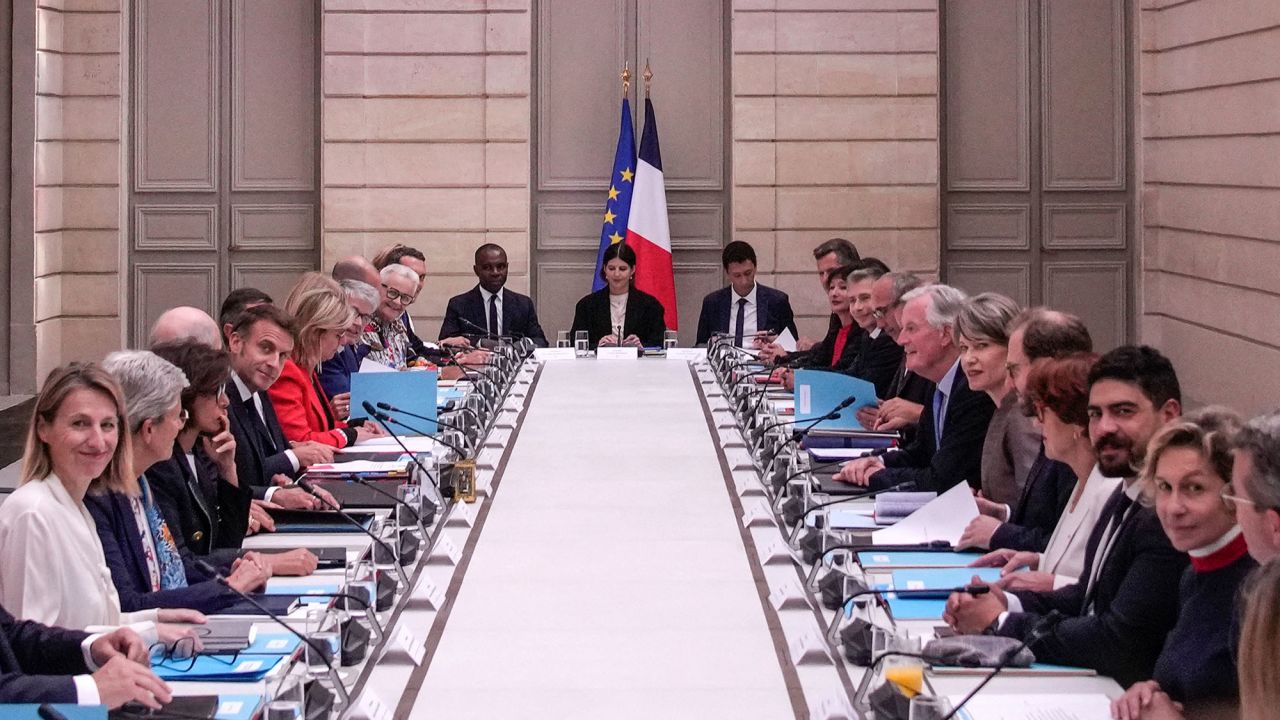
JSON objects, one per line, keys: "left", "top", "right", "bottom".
{"left": 570, "top": 242, "right": 666, "bottom": 349}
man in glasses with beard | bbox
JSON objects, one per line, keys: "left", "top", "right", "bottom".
{"left": 945, "top": 346, "right": 1188, "bottom": 686}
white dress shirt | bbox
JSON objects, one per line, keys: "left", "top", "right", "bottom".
{"left": 0, "top": 474, "right": 161, "bottom": 704}
{"left": 731, "top": 284, "right": 759, "bottom": 344}
{"left": 479, "top": 286, "right": 503, "bottom": 336}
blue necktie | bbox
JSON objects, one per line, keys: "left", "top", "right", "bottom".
{"left": 932, "top": 387, "right": 946, "bottom": 444}
{"left": 733, "top": 298, "right": 747, "bottom": 347}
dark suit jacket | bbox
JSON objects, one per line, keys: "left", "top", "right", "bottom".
{"left": 694, "top": 283, "right": 797, "bottom": 346}
{"left": 570, "top": 287, "right": 667, "bottom": 348}
{"left": 84, "top": 491, "right": 239, "bottom": 615}
{"left": 438, "top": 286, "right": 549, "bottom": 347}
{"left": 871, "top": 367, "right": 996, "bottom": 492}
{"left": 846, "top": 329, "right": 903, "bottom": 399}
{"left": 0, "top": 604, "right": 87, "bottom": 703}
{"left": 147, "top": 442, "right": 252, "bottom": 567}
{"left": 318, "top": 343, "right": 370, "bottom": 398}
{"left": 998, "top": 486, "right": 1189, "bottom": 686}
{"left": 795, "top": 322, "right": 863, "bottom": 372}
{"left": 226, "top": 377, "right": 297, "bottom": 500}
{"left": 990, "top": 446, "right": 1078, "bottom": 552}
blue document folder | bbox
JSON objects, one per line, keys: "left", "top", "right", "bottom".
{"left": 241, "top": 633, "right": 302, "bottom": 656}
{"left": 0, "top": 706, "right": 105, "bottom": 720}
{"left": 890, "top": 568, "right": 1005, "bottom": 597}
{"left": 151, "top": 653, "right": 284, "bottom": 681}
{"left": 857, "top": 550, "right": 984, "bottom": 569}
{"left": 350, "top": 370, "right": 437, "bottom": 432}
{"left": 793, "top": 370, "right": 877, "bottom": 430}
{"left": 263, "top": 576, "right": 344, "bottom": 599}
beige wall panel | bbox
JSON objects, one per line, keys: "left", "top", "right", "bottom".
{"left": 775, "top": 186, "right": 937, "bottom": 229}
{"left": 323, "top": 98, "right": 486, "bottom": 142}
{"left": 776, "top": 140, "right": 938, "bottom": 186}
{"left": 732, "top": 53, "right": 775, "bottom": 96}
{"left": 774, "top": 97, "right": 937, "bottom": 140}
{"left": 535, "top": 204, "right": 604, "bottom": 251}
{"left": 947, "top": 262, "right": 1031, "bottom": 307}
{"left": 231, "top": 205, "right": 314, "bottom": 252}
{"left": 772, "top": 11, "right": 936, "bottom": 53}
{"left": 230, "top": 264, "right": 315, "bottom": 304}
{"left": 134, "top": 205, "right": 217, "bottom": 251}
{"left": 133, "top": 0, "right": 216, "bottom": 191}
{"left": 534, "top": 262, "right": 595, "bottom": 345}
{"left": 775, "top": 53, "right": 937, "bottom": 96}
{"left": 324, "top": 188, "right": 486, "bottom": 232}
{"left": 1143, "top": 83, "right": 1280, "bottom": 138}
{"left": 1143, "top": 27, "right": 1280, "bottom": 94}
{"left": 56, "top": 142, "right": 121, "bottom": 185}
{"left": 733, "top": 141, "right": 775, "bottom": 186}
{"left": 323, "top": 55, "right": 484, "bottom": 96}
{"left": 59, "top": 54, "right": 121, "bottom": 96}
{"left": 486, "top": 97, "right": 532, "bottom": 141}
{"left": 1043, "top": 203, "right": 1126, "bottom": 251}
{"left": 42, "top": 96, "right": 119, "bottom": 141}
{"left": 132, "top": 263, "right": 218, "bottom": 342}
{"left": 536, "top": 0, "right": 624, "bottom": 191}
{"left": 1146, "top": 185, "right": 1280, "bottom": 240}
{"left": 1043, "top": 261, "right": 1126, "bottom": 351}
{"left": 1144, "top": 0, "right": 1280, "bottom": 50}
{"left": 323, "top": 143, "right": 487, "bottom": 187}
{"left": 232, "top": 0, "right": 315, "bottom": 191}
{"left": 944, "top": 0, "right": 1029, "bottom": 191}
{"left": 62, "top": 12, "right": 120, "bottom": 53}
{"left": 35, "top": 318, "right": 122, "bottom": 385}
{"left": 34, "top": 274, "right": 121, "bottom": 322}
{"left": 674, "top": 261, "right": 726, "bottom": 345}
{"left": 637, "top": 0, "right": 723, "bottom": 190}
{"left": 733, "top": 97, "right": 775, "bottom": 140}
{"left": 1042, "top": 0, "right": 1125, "bottom": 190}
{"left": 486, "top": 142, "right": 531, "bottom": 187}
{"left": 1145, "top": 271, "right": 1280, "bottom": 350}
{"left": 946, "top": 205, "right": 1030, "bottom": 251}
{"left": 1144, "top": 136, "right": 1280, "bottom": 187}
{"left": 1142, "top": 315, "right": 1280, "bottom": 414}
{"left": 324, "top": 11, "right": 484, "bottom": 54}
{"left": 773, "top": 229, "right": 940, "bottom": 274}
{"left": 1146, "top": 228, "right": 1280, "bottom": 295}
{"left": 62, "top": 187, "right": 119, "bottom": 229}
{"left": 36, "top": 231, "right": 120, "bottom": 276}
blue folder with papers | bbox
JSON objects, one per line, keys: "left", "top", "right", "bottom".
{"left": 241, "top": 632, "right": 302, "bottom": 656}
{"left": 263, "top": 576, "right": 345, "bottom": 600}
{"left": 350, "top": 370, "right": 437, "bottom": 431}
{"left": 0, "top": 706, "right": 105, "bottom": 720}
{"left": 152, "top": 653, "right": 285, "bottom": 681}
{"left": 793, "top": 370, "right": 877, "bottom": 430}
{"left": 890, "top": 567, "right": 1005, "bottom": 597}
{"left": 857, "top": 550, "right": 984, "bottom": 569}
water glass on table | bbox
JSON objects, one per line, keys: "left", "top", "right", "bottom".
{"left": 909, "top": 695, "right": 954, "bottom": 720}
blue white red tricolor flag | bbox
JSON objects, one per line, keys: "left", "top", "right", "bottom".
{"left": 624, "top": 98, "right": 678, "bottom": 331}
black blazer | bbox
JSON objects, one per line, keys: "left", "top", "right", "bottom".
{"left": 570, "top": 287, "right": 667, "bottom": 349}
{"left": 439, "top": 286, "right": 548, "bottom": 347}
{"left": 147, "top": 442, "right": 252, "bottom": 566}
{"left": 694, "top": 283, "right": 797, "bottom": 346}
{"left": 998, "top": 486, "right": 1189, "bottom": 686}
{"left": 872, "top": 366, "right": 996, "bottom": 492}
{"left": 0, "top": 604, "right": 87, "bottom": 703}
{"left": 989, "top": 447, "right": 1078, "bottom": 552}
{"left": 846, "top": 329, "right": 904, "bottom": 399}
{"left": 795, "top": 321, "right": 864, "bottom": 372}
{"left": 226, "top": 378, "right": 297, "bottom": 499}
{"left": 84, "top": 491, "right": 239, "bottom": 615}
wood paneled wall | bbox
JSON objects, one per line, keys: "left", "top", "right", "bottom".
{"left": 1139, "top": 0, "right": 1280, "bottom": 413}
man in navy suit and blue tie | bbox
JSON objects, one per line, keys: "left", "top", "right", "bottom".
{"left": 438, "top": 243, "right": 549, "bottom": 347}
{"left": 695, "top": 241, "right": 797, "bottom": 347}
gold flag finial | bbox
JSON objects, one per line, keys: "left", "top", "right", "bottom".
{"left": 643, "top": 59, "right": 653, "bottom": 98}
{"left": 621, "top": 62, "right": 632, "bottom": 98}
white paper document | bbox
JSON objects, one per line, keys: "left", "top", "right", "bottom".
{"left": 358, "top": 358, "right": 396, "bottom": 373}
{"left": 306, "top": 460, "right": 409, "bottom": 474}
{"left": 807, "top": 447, "right": 876, "bottom": 461}
{"left": 774, "top": 327, "right": 798, "bottom": 352}
{"left": 341, "top": 435, "right": 441, "bottom": 454}
{"left": 951, "top": 693, "right": 1112, "bottom": 720}
{"left": 871, "top": 482, "right": 978, "bottom": 546}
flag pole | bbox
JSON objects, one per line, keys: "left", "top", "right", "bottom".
{"left": 621, "top": 62, "right": 631, "bottom": 98}
{"left": 643, "top": 59, "right": 652, "bottom": 98}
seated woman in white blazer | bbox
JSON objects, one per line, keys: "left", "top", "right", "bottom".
{"left": 0, "top": 363, "right": 201, "bottom": 645}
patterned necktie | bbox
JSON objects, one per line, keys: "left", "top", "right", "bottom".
{"left": 139, "top": 476, "right": 188, "bottom": 590}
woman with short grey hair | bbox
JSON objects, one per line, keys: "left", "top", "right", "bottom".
{"left": 951, "top": 293, "right": 1043, "bottom": 547}
{"left": 363, "top": 262, "right": 422, "bottom": 369}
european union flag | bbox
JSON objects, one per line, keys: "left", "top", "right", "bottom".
{"left": 592, "top": 98, "right": 637, "bottom": 292}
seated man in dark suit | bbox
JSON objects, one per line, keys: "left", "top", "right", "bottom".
{"left": 844, "top": 259, "right": 902, "bottom": 397}
{"left": 855, "top": 271, "right": 933, "bottom": 434}
{"left": 439, "top": 243, "right": 549, "bottom": 347}
{"left": 223, "top": 303, "right": 332, "bottom": 510}
{"left": 944, "top": 346, "right": 1187, "bottom": 686}
{"left": 695, "top": 240, "right": 797, "bottom": 347}
{"left": 0, "top": 607, "right": 171, "bottom": 708}
{"left": 960, "top": 308, "right": 1093, "bottom": 552}
{"left": 835, "top": 284, "right": 996, "bottom": 492}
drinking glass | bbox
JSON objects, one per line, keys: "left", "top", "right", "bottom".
{"left": 556, "top": 330, "right": 570, "bottom": 348}
{"left": 664, "top": 330, "right": 679, "bottom": 350}
{"left": 574, "top": 330, "right": 589, "bottom": 354}
{"left": 909, "top": 695, "right": 954, "bottom": 720}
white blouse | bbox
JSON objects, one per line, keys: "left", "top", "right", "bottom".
{"left": 1040, "top": 464, "right": 1121, "bottom": 589}
{"left": 0, "top": 474, "right": 159, "bottom": 631}
{"left": 609, "top": 292, "right": 628, "bottom": 331}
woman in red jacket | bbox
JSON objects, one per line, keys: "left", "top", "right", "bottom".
{"left": 268, "top": 274, "right": 383, "bottom": 448}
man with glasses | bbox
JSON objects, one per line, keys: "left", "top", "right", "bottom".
{"left": 1228, "top": 411, "right": 1280, "bottom": 563}
{"left": 854, "top": 271, "right": 933, "bottom": 432}
{"left": 319, "top": 278, "right": 381, "bottom": 407}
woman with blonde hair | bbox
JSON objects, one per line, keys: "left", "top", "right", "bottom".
{"left": 0, "top": 364, "right": 200, "bottom": 639}
{"left": 267, "top": 273, "right": 383, "bottom": 448}
{"left": 1112, "top": 408, "right": 1254, "bottom": 720}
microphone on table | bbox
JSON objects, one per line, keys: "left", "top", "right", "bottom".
{"left": 827, "top": 584, "right": 990, "bottom": 640}
{"left": 365, "top": 401, "right": 470, "bottom": 460}
{"left": 787, "top": 479, "right": 917, "bottom": 548}
{"left": 341, "top": 474, "right": 428, "bottom": 536}
{"left": 37, "top": 706, "right": 69, "bottom": 720}
{"left": 442, "top": 343, "right": 504, "bottom": 386}
{"left": 805, "top": 539, "right": 954, "bottom": 592}
{"left": 761, "top": 394, "right": 858, "bottom": 470}
{"left": 192, "top": 559, "right": 350, "bottom": 707}
{"left": 770, "top": 459, "right": 848, "bottom": 494}
{"left": 284, "top": 590, "right": 384, "bottom": 646}
{"left": 376, "top": 401, "right": 475, "bottom": 451}
{"left": 358, "top": 400, "right": 444, "bottom": 519}
{"left": 296, "top": 477, "right": 410, "bottom": 588}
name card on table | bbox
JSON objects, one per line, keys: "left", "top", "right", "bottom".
{"left": 666, "top": 348, "right": 708, "bottom": 362}
{"left": 446, "top": 501, "right": 477, "bottom": 528}
{"left": 740, "top": 497, "right": 776, "bottom": 528}
{"left": 483, "top": 429, "right": 512, "bottom": 447}
{"left": 733, "top": 472, "right": 767, "bottom": 498}
{"left": 411, "top": 572, "right": 447, "bottom": 610}
{"left": 348, "top": 690, "right": 394, "bottom": 720}
{"left": 381, "top": 623, "right": 426, "bottom": 666}
{"left": 787, "top": 626, "right": 833, "bottom": 666}
{"left": 718, "top": 428, "right": 747, "bottom": 448}
{"left": 811, "top": 690, "right": 856, "bottom": 720}
{"left": 533, "top": 347, "right": 577, "bottom": 361}
{"left": 596, "top": 346, "right": 639, "bottom": 360}
{"left": 767, "top": 575, "right": 811, "bottom": 611}
{"left": 428, "top": 534, "right": 462, "bottom": 565}
{"left": 756, "top": 534, "right": 798, "bottom": 566}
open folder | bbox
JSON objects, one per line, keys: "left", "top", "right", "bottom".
{"left": 265, "top": 508, "right": 375, "bottom": 533}
{"left": 151, "top": 653, "right": 285, "bottom": 682}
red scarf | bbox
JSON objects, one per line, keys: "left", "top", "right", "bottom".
{"left": 1190, "top": 531, "right": 1249, "bottom": 573}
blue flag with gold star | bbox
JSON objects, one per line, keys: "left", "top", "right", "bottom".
{"left": 592, "top": 98, "right": 637, "bottom": 292}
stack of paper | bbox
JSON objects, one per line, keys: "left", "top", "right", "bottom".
{"left": 950, "top": 693, "right": 1111, "bottom": 719}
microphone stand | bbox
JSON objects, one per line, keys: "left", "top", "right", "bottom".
{"left": 345, "top": 475, "right": 427, "bottom": 535}
{"left": 805, "top": 540, "right": 954, "bottom": 590}
{"left": 360, "top": 400, "right": 446, "bottom": 513}
{"left": 786, "top": 480, "right": 916, "bottom": 544}
{"left": 376, "top": 401, "right": 475, "bottom": 452}
{"left": 828, "top": 584, "right": 990, "bottom": 641}
{"left": 297, "top": 478, "right": 410, "bottom": 588}
{"left": 193, "top": 560, "right": 350, "bottom": 708}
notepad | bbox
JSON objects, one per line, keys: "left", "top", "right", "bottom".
{"left": 0, "top": 706, "right": 105, "bottom": 720}
{"left": 857, "top": 551, "right": 984, "bottom": 569}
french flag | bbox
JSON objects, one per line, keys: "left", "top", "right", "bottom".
{"left": 625, "top": 98, "right": 678, "bottom": 331}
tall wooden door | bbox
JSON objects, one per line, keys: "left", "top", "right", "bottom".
{"left": 532, "top": 0, "right": 731, "bottom": 346}
{"left": 128, "top": 0, "right": 319, "bottom": 344}
{"left": 941, "top": 0, "right": 1134, "bottom": 349}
